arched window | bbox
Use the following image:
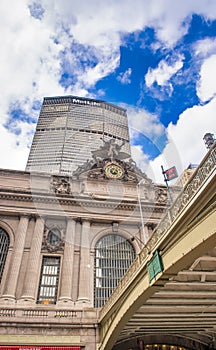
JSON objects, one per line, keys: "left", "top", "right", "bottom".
{"left": 94, "top": 234, "right": 136, "bottom": 307}
{"left": 0, "top": 228, "right": 10, "bottom": 283}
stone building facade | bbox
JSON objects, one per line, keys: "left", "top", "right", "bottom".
{"left": 0, "top": 97, "right": 177, "bottom": 349}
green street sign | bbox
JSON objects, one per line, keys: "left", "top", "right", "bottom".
{"left": 147, "top": 250, "right": 164, "bottom": 282}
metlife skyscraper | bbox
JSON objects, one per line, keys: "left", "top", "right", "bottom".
{"left": 26, "top": 96, "right": 131, "bottom": 174}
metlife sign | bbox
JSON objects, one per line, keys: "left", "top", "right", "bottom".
{"left": 72, "top": 98, "right": 101, "bottom": 107}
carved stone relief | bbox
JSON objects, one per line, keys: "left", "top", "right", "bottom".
{"left": 50, "top": 176, "right": 71, "bottom": 194}
{"left": 155, "top": 187, "right": 168, "bottom": 203}
{"left": 42, "top": 222, "right": 65, "bottom": 252}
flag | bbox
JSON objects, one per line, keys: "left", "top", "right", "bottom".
{"left": 164, "top": 166, "right": 178, "bottom": 181}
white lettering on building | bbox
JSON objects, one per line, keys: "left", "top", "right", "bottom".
{"left": 72, "top": 98, "right": 101, "bottom": 107}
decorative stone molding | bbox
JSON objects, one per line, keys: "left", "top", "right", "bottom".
{"left": 155, "top": 187, "right": 168, "bottom": 203}
{"left": 42, "top": 224, "right": 65, "bottom": 252}
{"left": 50, "top": 176, "right": 71, "bottom": 194}
{"left": 0, "top": 191, "right": 168, "bottom": 213}
{"left": 112, "top": 222, "right": 119, "bottom": 232}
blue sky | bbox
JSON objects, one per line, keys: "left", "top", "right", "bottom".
{"left": 0, "top": 0, "right": 216, "bottom": 183}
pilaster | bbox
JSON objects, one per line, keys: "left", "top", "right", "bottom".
{"left": 19, "top": 216, "right": 44, "bottom": 303}
{"left": 77, "top": 219, "right": 91, "bottom": 305}
{"left": 58, "top": 218, "right": 76, "bottom": 305}
{"left": 1, "top": 215, "right": 29, "bottom": 302}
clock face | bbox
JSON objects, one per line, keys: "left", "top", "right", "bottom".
{"left": 105, "top": 163, "right": 124, "bottom": 179}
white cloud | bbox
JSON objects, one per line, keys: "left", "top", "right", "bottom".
{"left": 194, "top": 38, "right": 216, "bottom": 58}
{"left": 1, "top": 0, "right": 216, "bottom": 171}
{"left": 1, "top": 0, "right": 216, "bottom": 116}
{"left": 129, "top": 45, "right": 216, "bottom": 183}
{"left": 146, "top": 98, "right": 216, "bottom": 183}
{"left": 39, "top": 0, "right": 216, "bottom": 48}
{"left": 0, "top": 0, "right": 64, "bottom": 103}
{"left": 131, "top": 145, "right": 149, "bottom": 172}
{"left": 127, "top": 106, "right": 165, "bottom": 141}
{"left": 126, "top": 106, "right": 168, "bottom": 182}
{"left": 0, "top": 122, "right": 34, "bottom": 171}
{"left": 78, "top": 53, "right": 120, "bottom": 89}
{"left": 145, "top": 55, "right": 184, "bottom": 88}
{"left": 196, "top": 54, "right": 216, "bottom": 102}
{"left": 117, "top": 68, "right": 132, "bottom": 85}
{"left": 147, "top": 0, "right": 216, "bottom": 46}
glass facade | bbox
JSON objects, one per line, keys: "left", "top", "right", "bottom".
{"left": 94, "top": 234, "right": 135, "bottom": 307}
{"left": 26, "top": 96, "right": 131, "bottom": 175}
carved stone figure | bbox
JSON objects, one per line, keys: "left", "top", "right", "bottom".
{"left": 155, "top": 187, "right": 168, "bottom": 203}
{"left": 51, "top": 177, "right": 71, "bottom": 194}
{"left": 92, "top": 139, "right": 130, "bottom": 161}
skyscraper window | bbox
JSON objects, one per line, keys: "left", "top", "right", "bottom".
{"left": 26, "top": 96, "right": 131, "bottom": 175}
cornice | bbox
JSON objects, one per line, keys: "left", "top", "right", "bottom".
{"left": 0, "top": 190, "right": 167, "bottom": 213}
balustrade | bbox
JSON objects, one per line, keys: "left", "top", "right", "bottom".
{"left": 0, "top": 307, "right": 80, "bottom": 320}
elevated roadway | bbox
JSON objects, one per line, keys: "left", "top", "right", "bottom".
{"left": 98, "top": 144, "right": 216, "bottom": 350}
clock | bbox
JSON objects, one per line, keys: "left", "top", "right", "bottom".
{"left": 105, "top": 163, "right": 124, "bottom": 179}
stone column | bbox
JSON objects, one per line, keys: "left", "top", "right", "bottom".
{"left": 2, "top": 215, "right": 29, "bottom": 301}
{"left": 77, "top": 220, "right": 91, "bottom": 305}
{"left": 58, "top": 218, "right": 76, "bottom": 305}
{"left": 20, "top": 216, "right": 44, "bottom": 302}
